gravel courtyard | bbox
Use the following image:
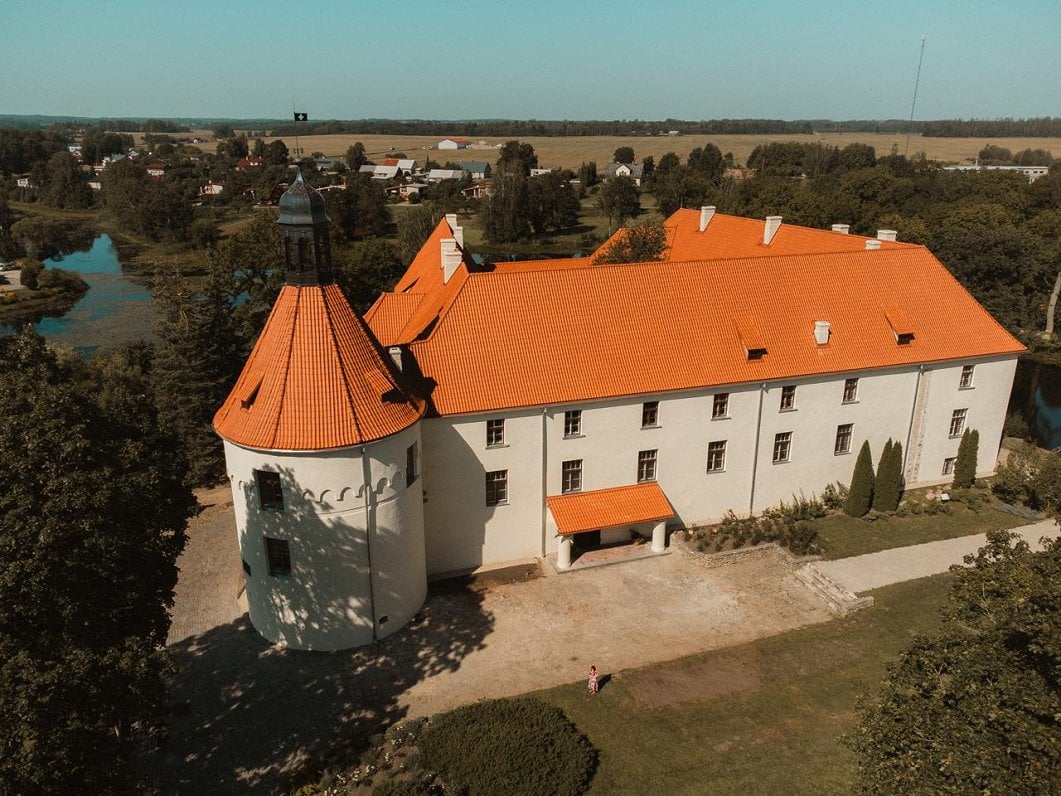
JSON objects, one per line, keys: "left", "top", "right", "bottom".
{"left": 154, "top": 488, "right": 832, "bottom": 793}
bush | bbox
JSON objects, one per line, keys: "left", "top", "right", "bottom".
{"left": 1002, "top": 411, "right": 1031, "bottom": 439}
{"left": 844, "top": 441, "right": 875, "bottom": 517}
{"left": 873, "top": 439, "right": 904, "bottom": 512}
{"left": 953, "top": 428, "right": 979, "bottom": 488}
{"left": 820, "top": 481, "right": 848, "bottom": 511}
{"left": 419, "top": 698, "right": 597, "bottom": 796}
{"left": 18, "top": 258, "right": 43, "bottom": 290}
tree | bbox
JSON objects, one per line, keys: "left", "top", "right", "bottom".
{"left": 43, "top": 150, "right": 92, "bottom": 209}
{"left": 346, "top": 141, "right": 369, "bottom": 171}
{"left": 262, "top": 139, "right": 288, "bottom": 166}
{"left": 952, "top": 427, "right": 979, "bottom": 488}
{"left": 613, "top": 146, "right": 635, "bottom": 164}
{"left": 336, "top": 239, "right": 405, "bottom": 313}
{"left": 844, "top": 440, "right": 874, "bottom": 516}
{"left": 855, "top": 531, "right": 1061, "bottom": 794}
{"left": 396, "top": 202, "right": 444, "bottom": 265}
{"left": 593, "top": 220, "right": 667, "bottom": 263}
{"left": 496, "top": 140, "right": 537, "bottom": 177}
{"left": 0, "top": 331, "right": 194, "bottom": 792}
{"left": 597, "top": 176, "right": 640, "bottom": 232}
{"left": 687, "top": 144, "right": 725, "bottom": 182}
{"left": 152, "top": 268, "right": 244, "bottom": 485}
{"left": 482, "top": 173, "right": 531, "bottom": 242}
{"left": 526, "top": 172, "right": 580, "bottom": 233}
{"left": 873, "top": 439, "right": 903, "bottom": 512}
{"left": 213, "top": 209, "right": 284, "bottom": 342}
{"left": 578, "top": 161, "right": 598, "bottom": 190}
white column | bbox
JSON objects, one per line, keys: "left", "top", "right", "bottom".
{"left": 557, "top": 535, "right": 572, "bottom": 569}
{"left": 651, "top": 521, "right": 666, "bottom": 553}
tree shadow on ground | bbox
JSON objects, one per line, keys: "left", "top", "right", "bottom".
{"left": 148, "top": 581, "right": 492, "bottom": 794}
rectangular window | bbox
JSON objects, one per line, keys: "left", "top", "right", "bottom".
{"left": 842, "top": 378, "right": 858, "bottom": 403}
{"left": 780, "top": 385, "right": 796, "bottom": 411}
{"left": 255, "top": 469, "right": 284, "bottom": 511}
{"left": 486, "top": 418, "right": 505, "bottom": 446}
{"left": 561, "top": 459, "right": 582, "bottom": 494}
{"left": 712, "top": 393, "right": 729, "bottom": 419}
{"left": 265, "top": 536, "right": 291, "bottom": 577}
{"left": 642, "top": 401, "right": 659, "bottom": 428}
{"left": 637, "top": 449, "right": 657, "bottom": 482}
{"left": 949, "top": 408, "right": 967, "bottom": 438}
{"left": 773, "top": 432, "right": 792, "bottom": 463}
{"left": 485, "top": 470, "right": 508, "bottom": 506}
{"left": 834, "top": 423, "right": 853, "bottom": 455}
{"left": 942, "top": 457, "right": 956, "bottom": 475}
{"left": 959, "top": 365, "right": 974, "bottom": 389}
{"left": 406, "top": 442, "right": 418, "bottom": 486}
{"left": 707, "top": 440, "right": 727, "bottom": 472}
{"left": 564, "top": 410, "right": 582, "bottom": 437}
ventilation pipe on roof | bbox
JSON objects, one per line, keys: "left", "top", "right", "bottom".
{"left": 441, "top": 238, "right": 462, "bottom": 283}
{"left": 831, "top": 224, "right": 850, "bottom": 234}
{"left": 814, "top": 320, "right": 831, "bottom": 345}
{"left": 699, "top": 205, "right": 716, "bottom": 232}
{"left": 763, "top": 216, "right": 782, "bottom": 245}
{"left": 865, "top": 239, "right": 882, "bottom": 251}
{"left": 877, "top": 229, "right": 897, "bottom": 242}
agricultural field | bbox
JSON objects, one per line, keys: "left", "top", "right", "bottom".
{"left": 246, "top": 131, "right": 1061, "bottom": 170}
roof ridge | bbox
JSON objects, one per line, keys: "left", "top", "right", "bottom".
{"left": 269, "top": 287, "right": 300, "bottom": 449}
{"left": 320, "top": 285, "right": 366, "bottom": 444}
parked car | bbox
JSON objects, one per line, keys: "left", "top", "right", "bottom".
{"left": 0, "top": 262, "right": 15, "bottom": 271}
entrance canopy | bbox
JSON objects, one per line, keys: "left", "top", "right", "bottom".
{"left": 547, "top": 483, "right": 674, "bottom": 536}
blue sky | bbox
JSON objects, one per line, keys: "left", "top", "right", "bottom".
{"left": 2, "top": 0, "right": 1059, "bottom": 120}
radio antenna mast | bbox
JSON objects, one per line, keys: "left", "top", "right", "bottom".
{"left": 905, "top": 36, "right": 926, "bottom": 157}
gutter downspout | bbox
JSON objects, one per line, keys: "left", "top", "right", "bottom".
{"left": 541, "top": 407, "right": 548, "bottom": 557}
{"left": 748, "top": 382, "right": 766, "bottom": 515}
{"left": 903, "top": 365, "right": 924, "bottom": 481}
{"left": 360, "top": 445, "right": 378, "bottom": 642}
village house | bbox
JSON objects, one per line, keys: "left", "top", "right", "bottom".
{"left": 438, "top": 137, "right": 470, "bottom": 150}
{"left": 146, "top": 162, "right": 169, "bottom": 178}
{"left": 215, "top": 178, "right": 1023, "bottom": 651}
{"left": 458, "top": 161, "right": 489, "bottom": 180}
{"left": 604, "top": 161, "right": 645, "bottom": 186}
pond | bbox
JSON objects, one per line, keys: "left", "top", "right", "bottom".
{"left": 34, "top": 234, "right": 156, "bottom": 356}
{"left": 1010, "top": 359, "right": 1061, "bottom": 450}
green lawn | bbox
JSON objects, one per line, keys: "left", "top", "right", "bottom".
{"left": 533, "top": 575, "right": 954, "bottom": 795}
{"left": 813, "top": 501, "right": 1028, "bottom": 560}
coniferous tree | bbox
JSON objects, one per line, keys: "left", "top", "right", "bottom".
{"left": 888, "top": 440, "right": 905, "bottom": 510}
{"left": 953, "top": 428, "right": 980, "bottom": 488}
{"left": 844, "top": 440, "right": 875, "bottom": 516}
{"left": 873, "top": 439, "right": 900, "bottom": 512}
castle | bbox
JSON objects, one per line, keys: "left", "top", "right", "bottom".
{"left": 214, "top": 175, "right": 1023, "bottom": 651}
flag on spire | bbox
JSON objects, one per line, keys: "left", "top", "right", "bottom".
{"left": 293, "top": 112, "right": 308, "bottom": 122}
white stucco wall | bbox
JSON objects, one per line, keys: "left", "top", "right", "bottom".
{"left": 421, "top": 354, "right": 1018, "bottom": 574}
{"left": 223, "top": 423, "right": 426, "bottom": 651}
{"left": 906, "top": 356, "right": 1017, "bottom": 484}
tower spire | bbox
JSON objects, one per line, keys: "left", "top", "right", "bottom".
{"left": 277, "top": 169, "right": 333, "bottom": 286}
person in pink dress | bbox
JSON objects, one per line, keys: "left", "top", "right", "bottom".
{"left": 588, "top": 665, "right": 599, "bottom": 694}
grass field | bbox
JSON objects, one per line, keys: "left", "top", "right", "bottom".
{"left": 534, "top": 574, "right": 953, "bottom": 795}
{"left": 813, "top": 501, "right": 1028, "bottom": 559}
{"left": 248, "top": 131, "right": 1061, "bottom": 170}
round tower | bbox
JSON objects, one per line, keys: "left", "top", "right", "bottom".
{"left": 214, "top": 171, "right": 427, "bottom": 651}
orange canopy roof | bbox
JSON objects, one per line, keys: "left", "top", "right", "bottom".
{"left": 409, "top": 246, "right": 1024, "bottom": 416}
{"left": 548, "top": 483, "right": 674, "bottom": 535}
{"left": 214, "top": 284, "right": 424, "bottom": 450}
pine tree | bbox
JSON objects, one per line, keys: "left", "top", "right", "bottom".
{"left": 888, "top": 441, "right": 905, "bottom": 510}
{"left": 953, "top": 428, "right": 980, "bottom": 488}
{"left": 845, "top": 440, "right": 875, "bottom": 517}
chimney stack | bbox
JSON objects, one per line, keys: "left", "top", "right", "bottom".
{"left": 876, "top": 229, "right": 897, "bottom": 242}
{"left": 813, "top": 320, "right": 831, "bottom": 345}
{"left": 388, "top": 346, "right": 403, "bottom": 371}
{"left": 865, "top": 239, "right": 881, "bottom": 251}
{"left": 445, "top": 213, "right": 458, "bottom": 229}
{"left": 441, "top": 238, "right": 462, "bottom": 283}
{"left": 831, "top": 224, "right": 850, "bottom": 234}
{"left": 699, "top": 205, "right": 716, "bottom": 232}
{"left": 763, "top": 216, "right": 782, "bottom": 245}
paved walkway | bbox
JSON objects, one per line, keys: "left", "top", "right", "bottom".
{"left": 816, "top": 519, "right": 1059, "bottom": 593}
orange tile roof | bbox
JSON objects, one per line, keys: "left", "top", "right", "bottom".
{"left": 363, "top": 292, "right": 424, "bottom": 344}
{"left": 492, "top": 257, "right": 591, "bottom": 273}
{"left": 409, "top": 246, "right": 1024, "bottom": 416}
{"left": 214, "top": 284, "right": 424, "bottom": 450}
{"left": 547, "top": 483, "right": 674, "bottom": 535}
{"left": 651, "top": 208, "right": 913, "bottom": 262}
{"left": 393, "top": 217, "right": 462, "bottom": 294}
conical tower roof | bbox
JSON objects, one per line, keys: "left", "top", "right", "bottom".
{"left": 214, "top": 176, "right": 423, "bottom": 451}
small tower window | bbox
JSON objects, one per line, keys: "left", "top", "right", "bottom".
{"left": 255, "top": 469, "right": 284, "bottom": 511}
{"left": 264, "top": 537, "right": 291, "bottom": 577}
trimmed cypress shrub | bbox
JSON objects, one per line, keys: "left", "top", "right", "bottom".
{"left": 844, "top": 440, "right": 875, "bottom": 517}
{"left": 890, "top": 441, "right": 905, "bottom": 509}
{"left": 953, "top": 428, "right": 979, "bottom": 488}
{"left": 872, "top": 440, "right": 895, "bottom": 512}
